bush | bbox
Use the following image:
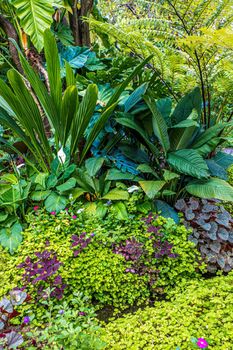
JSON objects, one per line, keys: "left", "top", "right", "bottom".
{"left": 102, "top": 273, "right": 233, "bottom": 349}
{"left": 0, "top": 208, "right": 203, "bottom": 316}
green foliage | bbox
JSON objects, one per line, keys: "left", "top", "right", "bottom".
{"left": 26, "top": 293, "right": 106, "bottom": 350}
{"left": 0, "top": 209, "right": 202, "bottom": 314}
{"left": 0, "top": 31, "right": 150, "bottom": 171}
{"left": 115, "top": 87, "right": 233, "bottom": 203}
{"left": 102, "top": 272, "right": 233, "bottom": 349}
{"left": 0, "top": 172, "right": 30, "bottom": 253}
{"left": 94, "top": 0, "right": 233, "bottom": 124}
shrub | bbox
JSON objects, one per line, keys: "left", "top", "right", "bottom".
{"left": 175, "top": 197, "right": 233, "bottom": 273}
{"left": 0, "top": 208, "right": 203, "bottom": 315}
{"left": 102, "top": 273, "right": 233, "bottom": 349}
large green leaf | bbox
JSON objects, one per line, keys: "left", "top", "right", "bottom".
{"left": 111, "top": 202, "right": 128, "bottom": 220}
{"left": 13, "top": 0, "right": 55, "bottom": 52}
{"left": 106, "top": 168, "right": 140, "bottom": 181}
{"left": 44, "top": 29, "right": 62, "bottom": 116}
{"left": 156, "top": 97, "right": 172, "bottom": 124}
{"left": 167, "top": 149, "right": 210, "bottom": 179}
{"left": 144, "top": 95, "right": 170, "bottom": 153}
{"left": 205, "top": 160, "right": 228, "bottom": 180}
{"left": 71, "top": 84, "right": 98, "bottom": 155}
{"left": 85, "top": 157, "right": 105, "bottom": 177}
{"left": 139, "top": 181, "right": 166, "bottom": 199}
{"left": 169, "top": 120, "right": 199, "bottom": 151}
{"left": 30, "top": 190, "right": 51, "bottom": 201}
{"left": 154, "top": 200, "right": 180, "bottom": 224}
{"left": 1, "top": 174, "right": 18, "bottom": 185}
{"left": 0, "top": 223, "right": 23, "bottom": 254}
{"left": 192, "top": 123, "right": 230, "bottom": 150}
{"left": 186, "top": 178, "right": 233, "bottom": 202}
{"left": 102, "top": 188, "right": 129, "bottom": 201}
{"left": 124, "top": 83, "right": 148, "bottom": 113}
{"left": 212, "top": 152, "right": 233, "bottom": 170}
{"left": 171, "top": 87, "right": 202, "bottom": 125}
{"left": 56, "top": 178, "right": 76, "bottom": 192}
{"left": 44, "top": 192, "right": 67, "bottom": 212}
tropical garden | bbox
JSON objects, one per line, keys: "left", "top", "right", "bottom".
{"left": 0, "top": 0, "right": 233, "bottom": 349}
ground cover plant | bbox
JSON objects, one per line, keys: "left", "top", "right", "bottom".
{"left": 102, "top": 272, "right": 233, "bottom": 349}
{"left": 0, "top": 0, "right": 233, "bottom": 349}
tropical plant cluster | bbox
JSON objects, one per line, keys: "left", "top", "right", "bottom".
{"left": 0, "top": 0, "right": 233, "bottom": 349}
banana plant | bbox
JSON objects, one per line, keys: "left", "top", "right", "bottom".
{"left": 116, "top": 87, "right": 233, "bottom": 203}
{"left": 0, "top": 29, "right": 152, "bottom": 171}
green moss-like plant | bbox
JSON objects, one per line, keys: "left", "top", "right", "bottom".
{"left": 102, "top": 273, "right": 233, "bottom": 349}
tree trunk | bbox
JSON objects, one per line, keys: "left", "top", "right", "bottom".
{"left": 69, "top": 0, "right": 94, "bottom": 47}
{"left": 0, "top": 15, "right": 23, "bottom": 73}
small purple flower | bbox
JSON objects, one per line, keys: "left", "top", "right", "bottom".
{"left": 23, "top": 316, "right": 30, "bottom": 324}
{"left": 79, "top": 312, "right": 86, "bottom": 316}
{"left": 90, "top": 233, "right": 95, "bottom": 237}
{"left": 72, "top": 215, "right": 77, "bottom": 220}
{"left": 197, "top": 338, "right": 208, "bottom": 349}
{"left": 51, "top": 211, "right": 56, "bottom": 216}
{"left": 58, "top": 310, "right": 64, "bottom": 315}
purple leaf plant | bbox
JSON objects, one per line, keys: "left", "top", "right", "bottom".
{"left": 175, "top": 197, "right": 233, "bottom": 273}
{"left": 18, "top": 250, "right": 66, "bottom": 300}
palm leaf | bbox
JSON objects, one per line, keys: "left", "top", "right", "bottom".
{"left": 12, "top": 36, "right": 58, "bottom": 132}
{"left": 71, "top": 84, "right": 98, "bottom": 156}
{"left": 44, "top": 29, "right": 62, "bottom": 114}
{"left": 65, "top": 61, "right": 76, "bottom": 87}
{"left": 60, "top": 85, "right": 78, "bottom": 146}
